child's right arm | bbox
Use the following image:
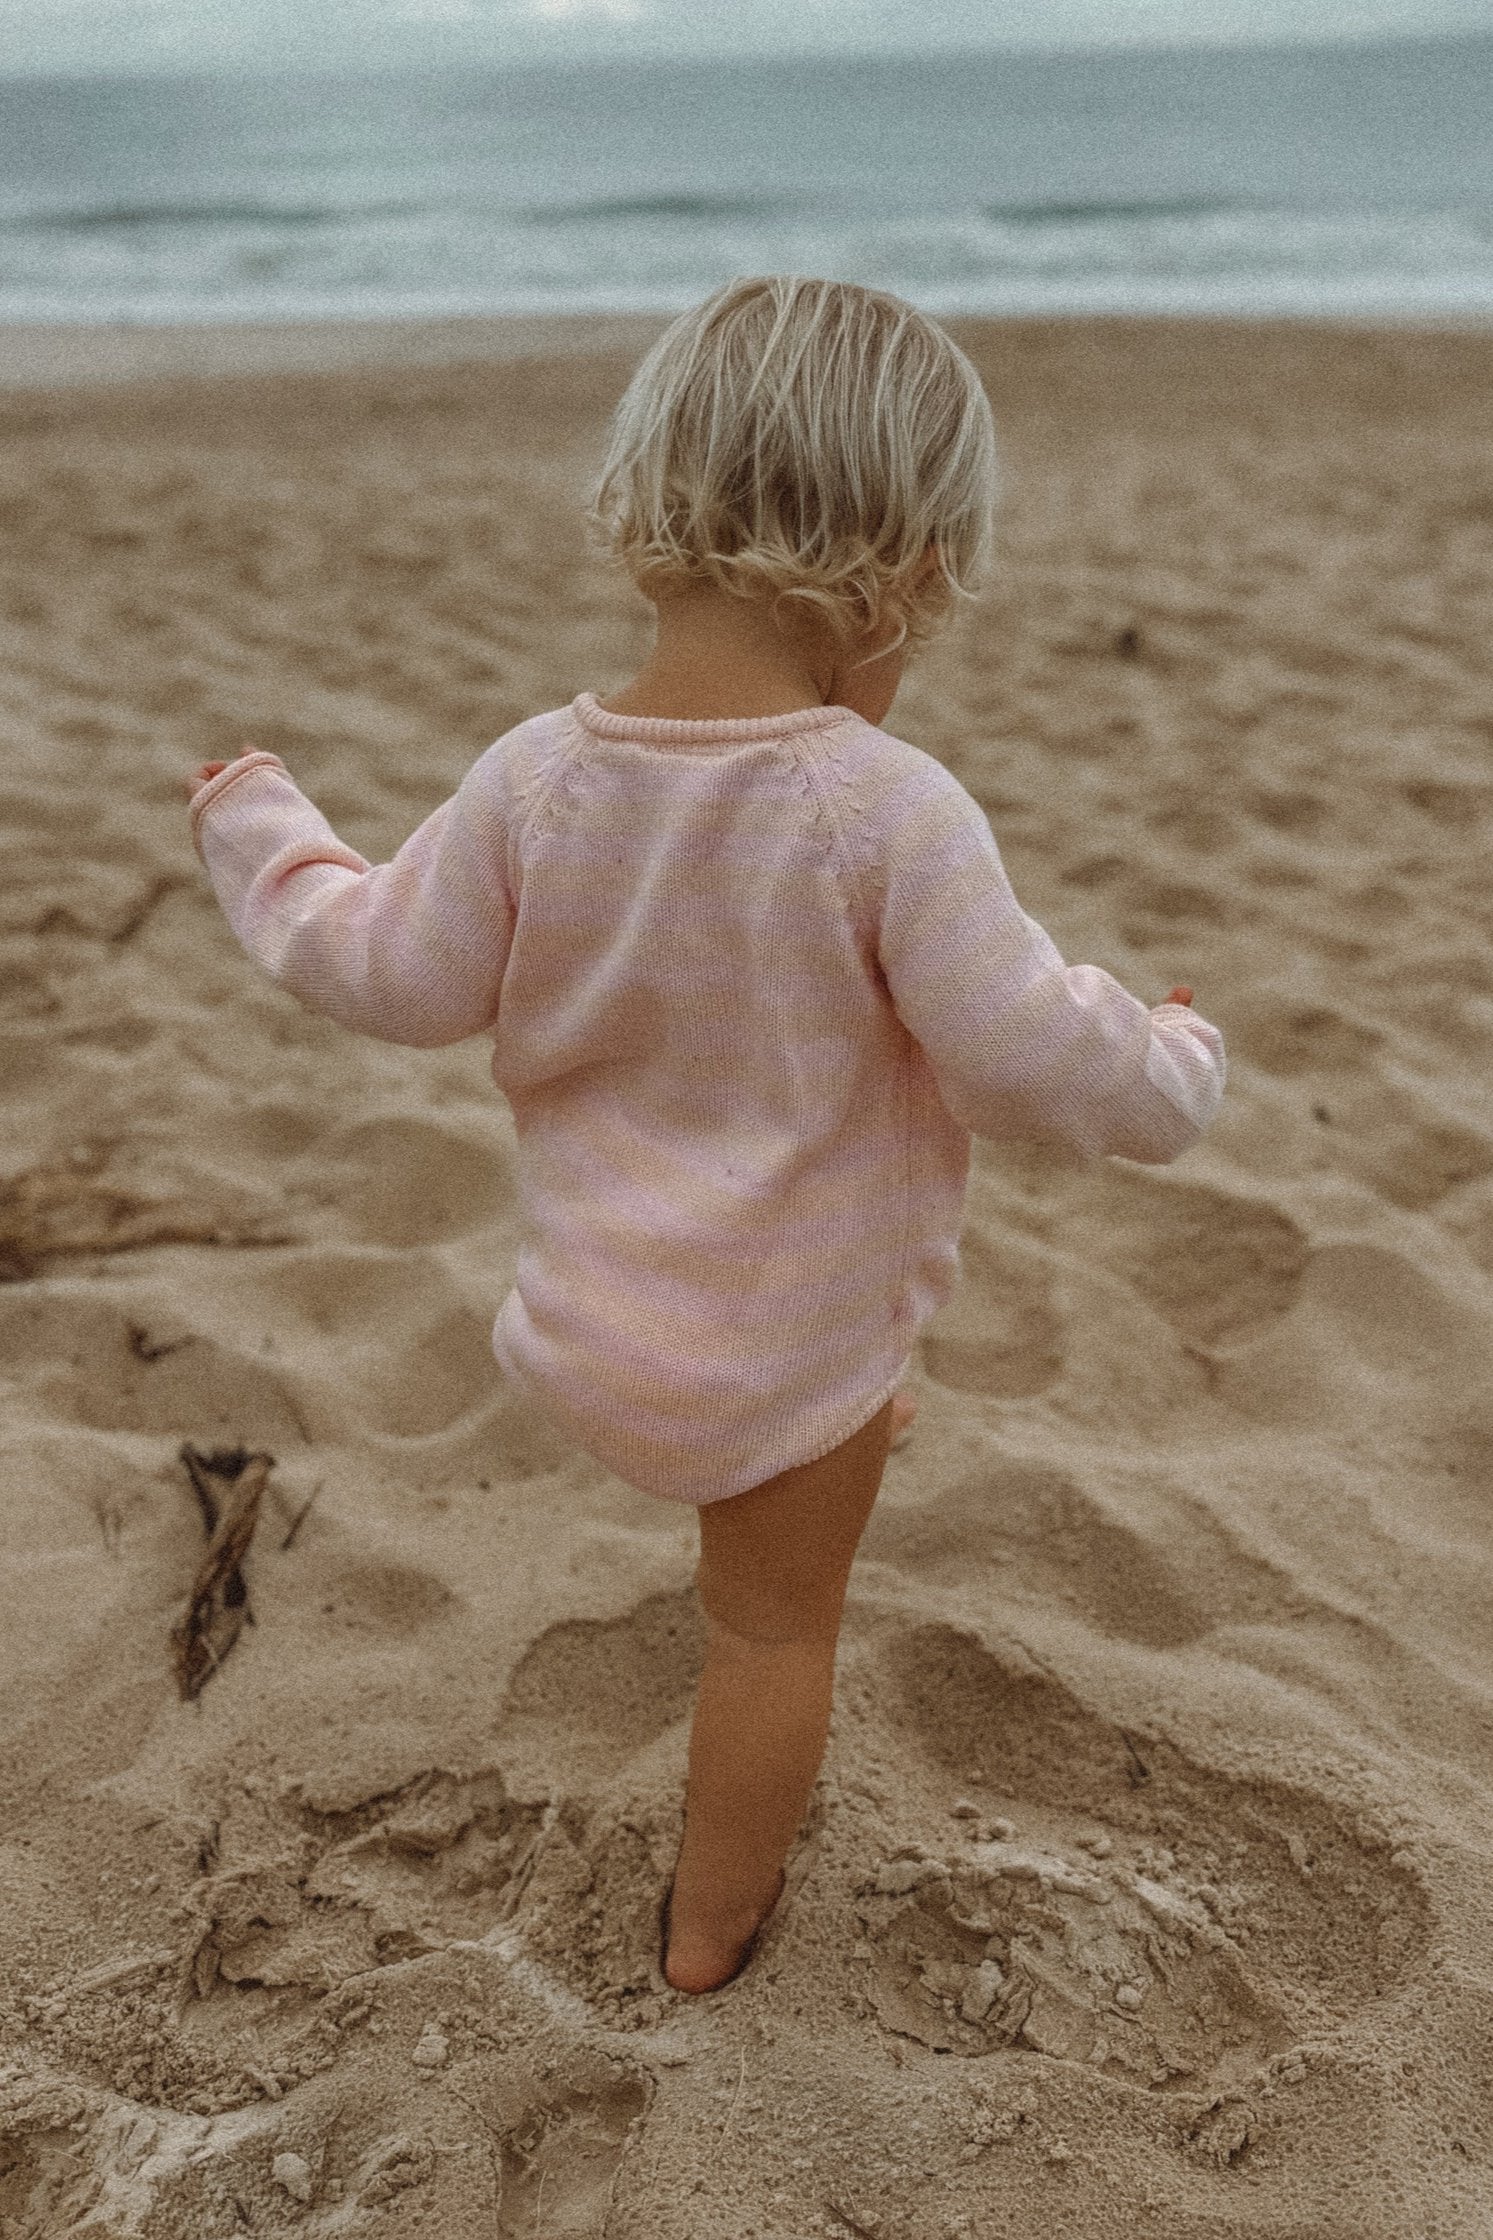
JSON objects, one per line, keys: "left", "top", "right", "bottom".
{"left": 186, "top": 746, "right": 515, "bottom": 1049}
{"left": 876, "top": 763, "right": 1224, "bottom": 1164}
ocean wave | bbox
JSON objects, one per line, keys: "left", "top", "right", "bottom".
{"left": 2, "top": 188, "right": 790, "bottom": 240}
{"left": 986, "top": 199, "right": 1238, "bottom": 226}
{"left": 523, "top": 192, "right": 793, "bottom": 226}
{"left": 12, "top": 198, "right": 427, "bottom": 234}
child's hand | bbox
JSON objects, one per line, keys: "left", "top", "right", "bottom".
{"left": 182, "top": 745, "right": 254, "bottom": 801}
{"left": 1163, "top": 986, "right": 1194, "bottom": 1006}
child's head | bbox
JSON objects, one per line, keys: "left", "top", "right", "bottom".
{"left": 590, "top": 275, "right": 998, "bottom": 663}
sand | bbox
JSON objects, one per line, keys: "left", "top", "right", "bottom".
{"left": 1, "top": 311, "right": 1491, "bottom": 2238}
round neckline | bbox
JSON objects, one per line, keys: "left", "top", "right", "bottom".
{"left": 573, "top": 691, "right": 849, "bottom": 747}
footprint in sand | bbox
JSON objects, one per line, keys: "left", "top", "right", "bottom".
{"left": 1145, "top": 800, "right": 1236, "bottom": 854}
{"left": 1116, "top": 870, "right": 1233, "bottom": 947}
{"left": 852, "top": 1622, "right": 1431, "bottom": 2095}
{"left": 1211, "top": 991, "right": 1493, "bottom": 1212}
{"left": 489, "top": 1590, "right": 708, "bottom": 2010}
{"left": 0, "top": 1290, "right": 312, "bottom": 1446}
{"left": 239, "top": 1244, "right": 499, "bottom": 1437}
{"left": 1228, "top": 992, "right": 1386, "bottom": 1079}
{"left": 318, "top": 1558, "right": 458, "bottom": 1636}
{"left": 918, "top": 1230, "right": 1065, "bottom": 1400}
{"left": 498, "top": 1587, "right": 706, "bottom": 1784}
{"left": 1286, "top": 1240, "right": 1484, "bottom": 1394}
{"left": 317, "top": 1111, "right": 513, "bottom": 1248}
{"left": 918, "top": 1177, "right": 1310, "bottom": 1408}
{"left": 182, "top": 1765, "right": 550, "bottom": 2002}
{"left": 1394, "top": 772, "right": 1492, "bottom": 830}
{"left": 1201, "top": 1233, "right": 1485, "bottom": 1436}
{"left": 490, "top": 2061, "right": 648, "bottom": 2238}
{"left": 169, "top": 1595, "right": 706, "bottom": 2034}
{"left": 1305, "top": 1079, "right": 1492, "bottom": 1213}
{"left": 0, "top": 2065, "right": 95, "bottom": 2232}
{"left": 1057, "top": 1172, "right": 1310, "bottom": 1352}
{"left": 1241, "top": 782, "right": 1334, "bottom": 840}
{"left": 865, "top": 1454, "right": 1224, "bottom": 1650}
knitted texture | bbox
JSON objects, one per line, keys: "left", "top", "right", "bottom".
{"left": 190, "top": 693, "right": 1226, "bottom": 1503}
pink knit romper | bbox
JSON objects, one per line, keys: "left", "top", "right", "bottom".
{"left": 191, "top": 693, "right": 1226, "bottom": 1503}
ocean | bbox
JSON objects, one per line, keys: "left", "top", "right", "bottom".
{"left": 2, "top": 34, "right": 1491, "bottom": 328}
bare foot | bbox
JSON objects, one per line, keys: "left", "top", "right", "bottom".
{"left": 889, "top": 1388, "right": 919, "bottom": 1448}
{"left": 662, "top": 1869, "right": 786, "bottom": 1995}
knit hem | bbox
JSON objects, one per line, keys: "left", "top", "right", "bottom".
{"left": 687, "top": 1362, "right": 911, "bottom": 1506}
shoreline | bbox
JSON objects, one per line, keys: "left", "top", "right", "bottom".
{"left": 4, "top": 302, "right": 1493, "bottom": 392}
{"left": 0, "top": 311, "right": 673, "bottom": 391}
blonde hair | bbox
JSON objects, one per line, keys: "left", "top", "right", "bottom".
{"left": 589, "top": 274, "right": 998, "bottom": 660}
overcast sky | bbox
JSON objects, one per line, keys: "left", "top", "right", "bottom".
{"left": 1, "top": 0, "right": 1486, "bottom": 76}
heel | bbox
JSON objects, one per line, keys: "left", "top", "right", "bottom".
{"left": 659, "top": 1866, "right": 787, "bottom": 1993}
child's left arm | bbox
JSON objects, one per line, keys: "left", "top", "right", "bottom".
{"left": 186, "top": 747, "right": 515, "bottom": 1047}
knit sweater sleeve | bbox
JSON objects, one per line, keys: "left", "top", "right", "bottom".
{"left": 873, "top": 758, "right": 1226, "bottom": 1163}
{"left": 188, "top": 748, "right": 514, "bottom": 1047}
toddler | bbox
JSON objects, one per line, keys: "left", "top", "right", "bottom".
{"left": 187, "top": 274, "right": 1224, "bottom": 1998}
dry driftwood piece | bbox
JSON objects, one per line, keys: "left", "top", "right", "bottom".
{"left": 0, "top": 1144, "right": 293, "bottom": 1281}
{"left": 171, "top": 1444, "right": 274, "bottom": 1700}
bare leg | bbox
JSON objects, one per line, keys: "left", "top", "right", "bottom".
{"left": 664, "top": 1622, "right": 836, "bottom": 1991}
{"left": 663, "top": 1394, "right": 898, "bottom": 1994}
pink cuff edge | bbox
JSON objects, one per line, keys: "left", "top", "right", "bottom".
{"left": 189, "top": 752, "right": 288, "bottom": 843}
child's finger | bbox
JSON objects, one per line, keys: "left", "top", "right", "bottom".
{"left": 1164, "top": 985, "right": 1194, "bottom": 1006}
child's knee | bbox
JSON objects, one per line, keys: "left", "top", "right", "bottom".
{"left": 697, "top": 1561, "right": 847, "bottom": 1649}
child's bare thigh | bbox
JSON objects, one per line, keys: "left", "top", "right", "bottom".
{"left": 695, "top": 1396, "right": 897, "bottom": 1646}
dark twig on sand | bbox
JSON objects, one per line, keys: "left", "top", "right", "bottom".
{"left": 171, "top": 1444, "right": 274, "bottom": 1700}
{"left": 279, "top": 1481, "right": 322, "bottom": 1552}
